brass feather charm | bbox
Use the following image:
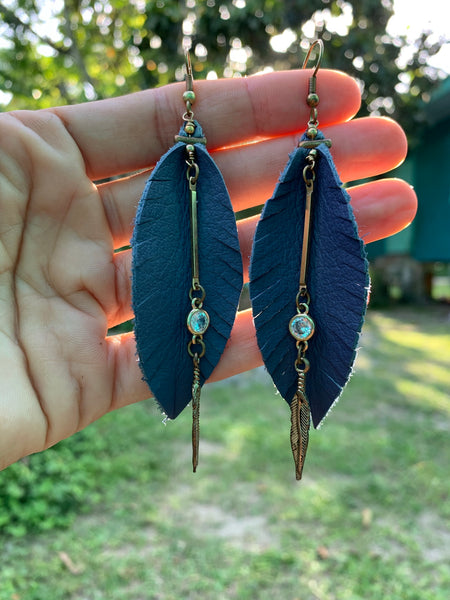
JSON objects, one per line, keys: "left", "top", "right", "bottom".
{"left": 290, "top": 373, "right": 311, "bottom": 480}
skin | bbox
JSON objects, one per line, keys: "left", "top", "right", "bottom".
{"left": 0, "top": 69, "right": 417, "bottom": 470}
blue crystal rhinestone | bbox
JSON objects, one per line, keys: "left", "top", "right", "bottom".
{"left": 289, "top": 313, "right": 315, "bottom": 341}
{"left": 187, "top": 308, "right": 210, "bottom": 335}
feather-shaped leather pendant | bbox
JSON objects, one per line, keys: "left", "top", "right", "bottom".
{"left": 131, "top": 119, "right": 242, "bottom": 425}
{"left": 249, "top": 134, "right": 369, "bottom": 426}
{"left": 249, "top": 41, "right": 369, "bottom": 479}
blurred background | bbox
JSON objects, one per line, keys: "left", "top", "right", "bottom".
{"left": 0, "top": 1, "right": 449, "bottom": 599}
{"left": 1, "top": 0, "right": 449, "bottom": 299}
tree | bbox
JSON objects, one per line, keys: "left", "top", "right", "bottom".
{"left": 0, "top": 0, "right": 447, "bottom": 144}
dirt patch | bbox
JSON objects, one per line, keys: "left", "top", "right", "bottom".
{"left": 416, "top": 511, "right": 450, "bottom": 563}
{"left": 191, "top": 504, "right": 278, "bottom": 551}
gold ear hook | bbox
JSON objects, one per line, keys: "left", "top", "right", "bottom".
{"left": 302, "top": 39, "right": 323, "bottom": 76}
{"left": 174, "top": 51, "right": 207, "bottom": 144}
{"left": 298, "top": 39, "right": 332, "bottom": 148}
{"left": 185, "top": 50, "right": 194, "bottom": 93}
{"left": 182, "top": 50, "right": 196, "bottom": 124}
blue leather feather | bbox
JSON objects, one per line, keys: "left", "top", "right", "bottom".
{"left": 131, "top": 122, "right": 243, "bottom": 419}
{"left": 249, "top": 133, "right": 369, "bottom": 427}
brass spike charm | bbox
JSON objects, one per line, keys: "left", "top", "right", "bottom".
{"left": 191, "top": 355, "right": 201, "bottom": 472}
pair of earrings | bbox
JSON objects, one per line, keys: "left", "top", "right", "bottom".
{"left": 131, "top": 41, "right": 369, "bottom": 480}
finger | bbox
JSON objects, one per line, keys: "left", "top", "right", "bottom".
{"left": 208, "top": 309, "right": 261, "bottom": 383}
{"left": 348, "top": 178, "right": 417, "bottom": 242}
{"left": 326, "top": 117, "right": 408, "bottom": 183}
{"left": 101, "top": 116, "right": 407, "bottom": 247}
{"left": 107, "top": 308, "right": 261, "bottom": 412}
{"left": 109, "top": 178, "right": 417, "bottom": 328}
{"left": 220, "top": 116, "right": 407, "bottom": 213}
{"left": 238, "top": 177, "right": 417, "bottom": 274}
{"left": 50, "top": 70, "right": 361, "bottom": 180}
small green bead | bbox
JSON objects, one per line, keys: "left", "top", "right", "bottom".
{"left": 307, "top": 93, "right": 319, "bottom": 107}
{"left": 307, "top": 126, "right": 318, "bottom": 139}
{"left": 184, "top": 122, "right": 195, "bottom": 135}
{"left": 183, "top": 90, "right": 196, "bottom": 103}
{"left": 186, "top": 144, "right": 195, "bottom": 152}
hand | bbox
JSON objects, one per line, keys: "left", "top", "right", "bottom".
{"left": 0, "top": 69, "right": 416, "bottom": 469}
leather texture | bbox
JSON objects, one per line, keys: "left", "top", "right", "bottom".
{"left": 131, "top": 122, "right": 243, "bottom": 419}
{"left": 249, "top": 133, "right": 369, "bottom": 427}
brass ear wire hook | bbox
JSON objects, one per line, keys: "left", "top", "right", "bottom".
{"left": 298, "top": 39, "right": 331, "bottom": 149}
{"left": 301, "top": 39, "right": 323, "bottom": 75}
{"left": 174, "top": 51, "right": 207, "bottom": 145}
{"left": 302, "top": 40, "right": 323, "bottom": 128}
{"left": 185, "top": 50, "right": 194, "bottom": 94}
{"left": 183, "top": 51, "right": 195, "bottom": 122}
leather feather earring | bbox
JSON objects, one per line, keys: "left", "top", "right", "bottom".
{"left": 249, "top": 40, "right": 369, "bottom": 480}
{"left": 131, "top": 53, "right": 243, "bottom": 471}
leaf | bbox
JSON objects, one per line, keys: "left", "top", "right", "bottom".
{"left": 249, "top": 134, "right": 369, "bottom": 427}
{"left": 131, "top": 122, "right": 243, "bottom": 420}
{"left": 58, "top": 551, "right": 84, "bottom": 575}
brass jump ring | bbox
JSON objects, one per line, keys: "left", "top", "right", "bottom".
{"left": 186, "top": 162, "right": 199, "bottom": 183}
{"left": 189, "top": 284, "right": 206, "bottom": 303}
{"left": 188, "top": 337, "right": 206, "bottom": 358}
{"left": 295, "top": 356, "right": 310, "bottom": 373}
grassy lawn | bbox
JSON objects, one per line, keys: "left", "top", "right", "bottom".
{"left": 1, "top": 305, "right": 449, "bottom": 600}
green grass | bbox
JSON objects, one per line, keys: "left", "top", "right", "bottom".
{"left": 1, "top": 305, "right": 449, "bottom": 600}
{"left": 432, "top": 276, "right": 450, "bottom": 301}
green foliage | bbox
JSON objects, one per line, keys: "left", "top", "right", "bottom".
{"left": 0, "top": 397, "right": 175, "bottom": 538}
{"left": 0, "top": 0, "right": 146, "bottom": 107}
{"left": 0, "top": 0, "right": 447, "bottom": 144}
{"left": 1, "top": 306, "right": 449, "bottom": 599}
{"left": 0, "top": 429, "right": 107, "bottom": 537}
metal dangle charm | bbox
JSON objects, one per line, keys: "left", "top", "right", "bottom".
{"left": 249, "top": 40, "right": 369, "bottom": 480}
{"left": 183, "top": 78, "right": 208, "bottom": 473}
{"left": 287, "top": 124, "right": 319, "bottom": 480}
{"left": 131, "top": 52, "right": 243, "bottom": 473}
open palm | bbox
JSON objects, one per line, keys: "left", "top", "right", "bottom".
{"left": 0, "top": 70, "right": 416, "bottom": 469}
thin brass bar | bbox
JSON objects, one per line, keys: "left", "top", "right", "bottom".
{"left": 175, "top": 135, "right": 207, "bottom": 145}
{"left": 299, "top": 183, "right": 313, "bottom": 290}
{"left": 298, "top": 139, "right": 331, "bottom": 149}
{"left": 189, "top": 186, "right": 200, "bottom": 287}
